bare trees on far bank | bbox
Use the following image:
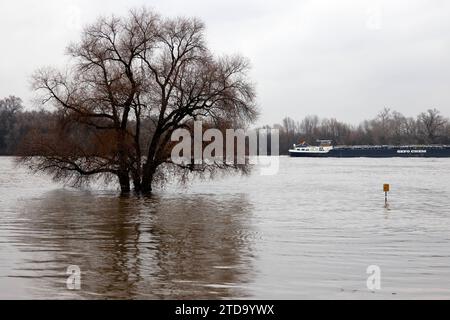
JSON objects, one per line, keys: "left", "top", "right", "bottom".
{"left": 2, "top": 97, "right": 450, "bottom": 158}
{"left": 0, "top": 96, "right": 22, "bottom": 155}
{"left": 0, "top": 96, "right": 56, "bottom": 155}
{"left": 272, "top": 108, "right": 450, "bottom": 154}
{"left": 2, "top": 94, "right": 450, "bottom": 159}
{"left": 417, "top": 109, "right": 449, "bottom": 144}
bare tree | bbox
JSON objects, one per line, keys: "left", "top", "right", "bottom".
{"left": 390, "top": 111, "right": 408, "bottom": 145}
{"left": 300, "top": 115, "right": 319, "bottom": 142}
{"left": 0, "top": 96, "right": 23, "bottom": 154}
{"left": 19, "top": 8, "right": 257, "bottom": 193}
{"left": 417, "top": 109, "right": 447, "bottom": 144}
{"left": 319, "top": 118, "right": 352, "bottom": 145}
{"left": 370, "top": 107, "right": 392, "bottom": 145}
{"left": 282, "top": 117, "right": 298, "bottom": 135}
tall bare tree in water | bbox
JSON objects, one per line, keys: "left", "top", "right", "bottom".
{"left": 20, "top": 9, "right": 257, "bottom": 193}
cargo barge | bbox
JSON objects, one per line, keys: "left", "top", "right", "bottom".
{"left": 289, "top": 140, "right": 450, "bottom": 158}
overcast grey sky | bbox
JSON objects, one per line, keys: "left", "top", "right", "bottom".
{"left": 1, "top": 0, "right": 449, "bottom": 125}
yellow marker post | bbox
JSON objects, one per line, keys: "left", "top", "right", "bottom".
{"left": 383, "top": 184, "right": 390, "bottom": 207}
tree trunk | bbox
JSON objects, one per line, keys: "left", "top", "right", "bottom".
{"left": 133, "top": 175, "right": 142, "bottom": 192}
{"left": 118, "top": 171, "right": 131, "bottom": 193}
{"left": 141, "top": 163, "right": 155, "bottom": 194}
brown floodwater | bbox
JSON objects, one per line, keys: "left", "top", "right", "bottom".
{"left": 1, "top": 156, "right": 450, "bottom": 299}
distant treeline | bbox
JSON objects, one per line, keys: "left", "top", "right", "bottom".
{"left": 1, "top": 95, "right": 450, "bottom": 155}
{"left": 264, "top": 108, "right": 450, "bottom": 154}
{"left": 0, "top": 96, "right": 56, "bottom": 156}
